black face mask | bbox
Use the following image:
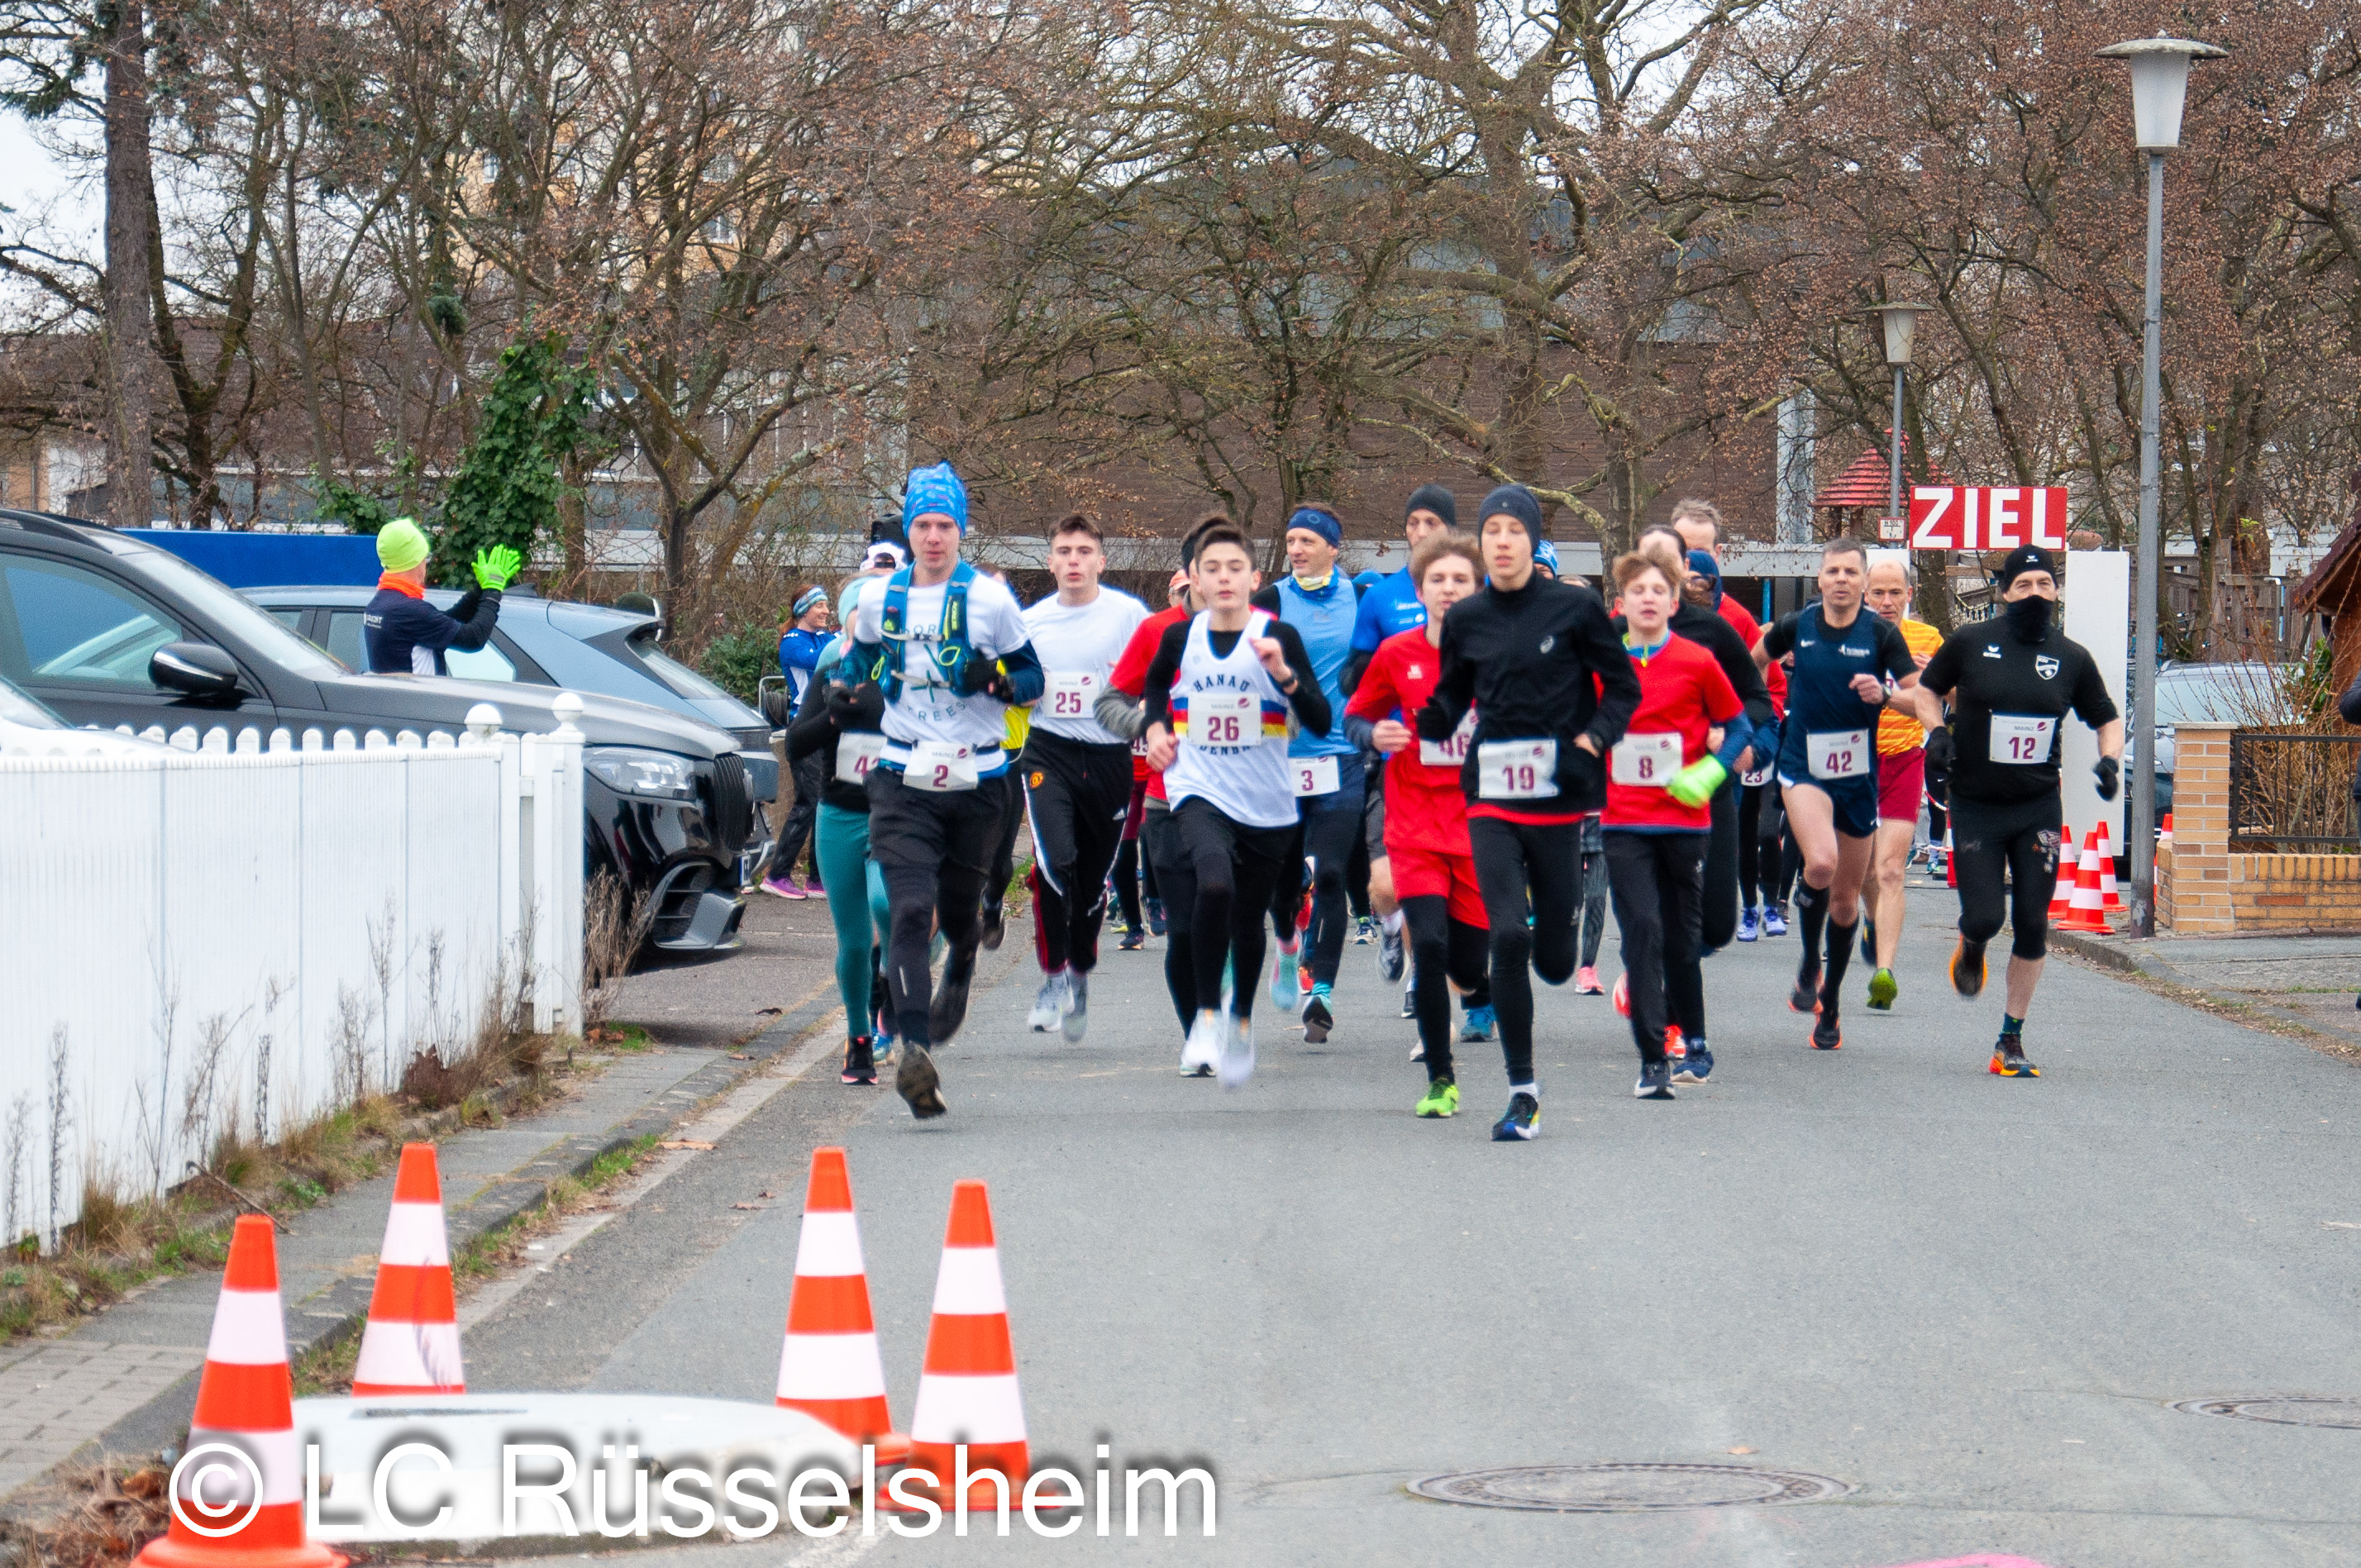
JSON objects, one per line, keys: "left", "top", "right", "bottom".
{"left": 2003, "top": 593, "right": 2053, "bottom": 642}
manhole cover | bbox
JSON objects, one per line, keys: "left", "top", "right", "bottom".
{"left": 2172, "top": 1395, "right": 2361, "bottom": 1430}
{"left": 1407, "top": 1463, "right": 1853, "bottom": 1513}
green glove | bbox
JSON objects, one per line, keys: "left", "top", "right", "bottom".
{"left": 472, "top": 545, "right": 523, "bottom": 591}
{"left": 1667, "top": 755, "right": 1727, "bottom": 808}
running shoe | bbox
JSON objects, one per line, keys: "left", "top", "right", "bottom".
{"left": 1218, "top": 1013, "right": 1257, "bottom": 1089}
{"left": 1664, "top": 1026, "right": 1685, "bottom": 1063}
{"left": 930, "top": 949, "right": 978, "bottom": 1046}
{"left": 1409, "top": 1038, "right": 1424, "bottom": 1062}
{"left": 980, "top": 903, "right": 1005, "bottom": 951}
{"left": 1377, "top": 920, "right": 1406, "bottom": 982}
{"left": 840, "top": 1036, "right": 877, "bottom": 1086}
{"left": 1737, "top": 907, "right": 1760, "bottom": 942}
{"left": 1062, "top": 974, "right": 1090, "bottom": 1044}
{"left": 1400, "top": 983, "right": 1417, "bottom": 1019}
{"left": 1810, "top": 1014, "right": 1843, "bottom": 1051}
{"left": 1611, "top": 973, "right": 1630, "bottom": 1018}
{"left": 1118, "top": 924, "right": 1146, "bottom": 952}
{"left": 1950, "top": 936, "right": 1987, "bottom": 999}
{"left": 895, "top": 1045, "right": 946, "bottom": 1118}
{"left": 762, "top": 874, "right": 804, "bottom": 900}
{"left": 1672, "top": 1041, "right": 1715, "bottom": 1084}
{"left": 1147, "top": 898, "right": 1167, "bottom": 937}
{"left": 1414, "top": 1078, "right": 1460, "bottom": 1118}
{"left": 1491, "top": 1092, "right": 1540, "bottom": 1142}
{"left": 1180, "top": 1011, "right": 1222, "bottom": 1077}
{"left": 1355, "top": 915, "right": 1379, "bottom": 945}
{"left": 1866, "top": 967, "right": 1899, "bottom": 1012}
{"left": 1460, "top": 1004, "right": 1495, "bottom": 1042}
{"left": 1634, "top": 1060, "right": 1676, "bottom": 1099}
{"left": 1790, "top": 964, "right": 1822, "bottom": 1015}
{"left": 1762, "top": 903, "right": 1789, "bottom": 937}
{"left": 1302, "top": 985, "right": 1334, "bottom": 1044}
{"left": 1269, "top": 945, "right": 1302, "bottom": 1010}
{"left": 1576, "top": 965, "right": 1604, "bottom": 996}
{"left": 1860, "top": 918, "right": 1877, "bottom": 965}
{"left": 1988, "top": 1037, "right": 2040, "bottom": 1077}
{"left": 1027, "top": 972, "right": 1068, "bottom": 1032}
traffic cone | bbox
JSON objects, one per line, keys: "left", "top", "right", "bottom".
{"left": 1944, "top": 825, "right": 1957, "bottom": 888}
{"left": 137, "top": 1215, "right": 346, "bottom": 1568}
{"left": 351, "top": 1144, "right": 461, "bottom": 1395}
{"left": 776, "top": 1147, "right": 910, "bottom": 1463}
{"left": 2049, "top": 826, "right": 2077, "bottom": 925}
{"left": 907, "top": 1180, "right": 1027, "bottom": 1504}
{"left": 2061, "top": 830, "right": 2111, "bottom": 933}
{"left": 2094, "top": 820, "right": 2123, "bottom": 912}
{"left": 2161, "top": 812, "right": 2174, "bottom": 845}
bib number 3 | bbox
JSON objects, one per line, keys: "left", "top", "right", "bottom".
{"left": 1806, "top": 728, "right": 1871, "bottom": 781}
{"left": 1478, "top": 738, "right": 1557, "bottom": 800}
{"left": 1293, "top": 755, "right": 1341, "bottom": 797}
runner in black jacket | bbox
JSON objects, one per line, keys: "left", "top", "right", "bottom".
{"left": 1416, "top": 484, "right": 1641, "bottom": 1141}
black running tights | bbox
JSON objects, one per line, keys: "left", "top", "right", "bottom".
{"left": 1467, "top": 816, "right": 1583, "bottom": 1086}
{"left": 1403, "top": 895, "right": 1491, "bottom": 1084}
{"left": 1604, "top": 831, "right": 1708, "bottom": 1062}
{"left": 1171, "top": 799, "right": 1293, "bottom": 1023}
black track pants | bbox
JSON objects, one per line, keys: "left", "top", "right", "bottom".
{"left": 1169, "top": 798, "right": 1294, "bottom": 1023}
{"left": 1467, "top": 815, "right": 1583, "bottom": 1086}
{"left": 1405, "top": 895, "right": 1491, "bottom": 1083}
{"left": 1604, "top": 831, "right": 1708, "bottom": 1061}
{"left": 868, "top": 770, "right": 1012, "bottom": 1047}
{"left": 1702, "top": 775, "right": 1739, "bottom": 948}
{"left": 1141, "top": 802, "right": 1193, "bottom": 1030}
{"left": 1021, "top": 733, "right": 1133, "bottom": 974}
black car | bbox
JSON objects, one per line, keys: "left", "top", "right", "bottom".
{"left": 0, "top": 510, "right": 756, "bottom": 960}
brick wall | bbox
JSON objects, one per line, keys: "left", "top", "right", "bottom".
{"left": 2158, "top": 722, "right": 2361, "bottom": 932}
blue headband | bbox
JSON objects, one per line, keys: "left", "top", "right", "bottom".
{"left": 793, "top": 587, "right": 827, "bottom": 617}
{"left": 901, "top": 463, "right": 970, "bottom": 535}
{"left": 1286, "top": 506, "right": 1342, "bottom": 550}
{"left": 1532, "top": 539, "right": 1561, "bottom": 576}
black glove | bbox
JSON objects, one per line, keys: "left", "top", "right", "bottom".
{"left": 829, "top": 681, "right": 885, "bottom": 727}
{"left": 1923, "top": 726, "right": 1954, "bottom": 771}
{"left": 2094, "top": 755, "right": 2120, "bottom": 801}
{"left": 954, "top": 652, "right": 1002, "bottom": 697}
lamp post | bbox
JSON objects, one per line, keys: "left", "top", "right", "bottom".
{"left": 1871, "top": 303, "right": 1929, "bottom": 528}
{"left": 2096, "top": 36, "right": 2226, "bottom": 938}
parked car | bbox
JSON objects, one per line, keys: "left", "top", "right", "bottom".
{"left": 0, "top": 668, "right": 170, "bottom": 756}
{"left": 2131, "top": 661, "right": 2287, "bottom": 817}
{"left": 0, "top": 510, "right": 759, "bottom": 960}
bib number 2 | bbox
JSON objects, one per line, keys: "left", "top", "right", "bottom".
{"left": 1478, "top": 738, "right": 1557, "bottom": 800}
{"left": 904, "top": 741, "right": 980, "bottom": 793}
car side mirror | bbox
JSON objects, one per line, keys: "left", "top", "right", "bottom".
{"left": 150, "top": 641, "right": 243, "bottom": 700}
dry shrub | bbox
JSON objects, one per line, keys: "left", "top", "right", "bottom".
{"left": 583, "top": 870, "right": 653, "bottom": 1036}
{"left": 9, "top": 1457, "right": 170, "bottom": 1568}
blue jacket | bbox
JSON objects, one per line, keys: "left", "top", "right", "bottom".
{"left": 362, "top": 583, "right": 499, "bottom": 676}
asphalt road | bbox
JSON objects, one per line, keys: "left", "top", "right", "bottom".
{"left": 460, "top": 888, "right": 2361, "bottom": 1567}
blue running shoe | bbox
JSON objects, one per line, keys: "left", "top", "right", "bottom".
{"left": 1672, "top": 1041, "right": 1714, "bottom": 1084}
{"left": 1147, "top": 898, "right": 1167, "bottom": 937}
{"left": 1269, "top": 946, "right": 1301, "bottom": 1010}
{"left": 1491, "top": 1092, "right": 1540, "bottom": 1142}
{"left": 1459, "top": 1003, "right": 1496, "bottom": 1042}
{"left": 1763, "top": 903, "right": 1789, "bottom": 937}
{"left": 1302, "top": 984, "right": 1334, "bottom": 1044}
{"left": 1737, "top": 907, "right": 1760, "bottom": 942}
{"left": 1634, "top": 1060, "right": 1676, "bottom": 1099}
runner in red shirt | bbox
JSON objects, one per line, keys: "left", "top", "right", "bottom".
{"left": 1345, "top": 532, "right": 1489, "bottom": 1119}
{"left": 1601, "top": 551, "right": 1752, "bottom": 1099}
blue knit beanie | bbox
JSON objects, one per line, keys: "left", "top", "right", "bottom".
{"left": 901, "top": 463, "right": 970, "bottom": 534}
{"left": 1477, "top": 484, "right": 1545, "bottom": 541}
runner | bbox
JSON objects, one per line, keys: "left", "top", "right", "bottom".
{"left": 1253, "top": 506, "right": 1364, "bottom": 1044}
{"left": 978, "top": 567, "right": 1031, "bottom": 953}
{"left": 842, "top": 462, "right": 1044, "bottom": 1119}
{"left": 1858, "top": 556, "right": 1944, "bottom": 1010}
{"left": 1600, "top": 552, "right": 1752, "bottom": 1097}
{"left": 1416, "top": 484, "right": 1642, "bottom": 1141}
{"left": 1018, "top": 513, "right": 1149, "bottom": 1041}
{"left": 1573, "top": 814, "right": 1610, "bottom": 994}
{"left": 1108, "top": 570, "right": 1191, "bottom": 950}
{"left": 1344, "top": 531, "right": 1491, "bottom": 1116}
{"left": 1905, "top": 546, "right": 2121, "bottom": 1076}
{"left": 1141, "top": 523, "right": 1332, "bottom": 1084}
{"left": 764, "top": 585, "right": 833, "bottom": 899}
{"left": 786, "top": 637, "right": 894, "bottom": 1084}
{"left": 1751, "top": 538, "right": 1921, "bottom": 1051}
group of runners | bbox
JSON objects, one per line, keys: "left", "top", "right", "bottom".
{"left": 779, "top": 462, "right": 2125, "bottom": 1139}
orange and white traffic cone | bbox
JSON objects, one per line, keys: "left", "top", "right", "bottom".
{"left": 137, "top": 1215, "right": 346, "bottom": 1568}
{"left": 2049, "top": 826, "right": 2077, "bottom": 925}
{"left": 2161, "top": 812, "right": 2174, "bottom": 845}
{"left": 2061, "top": 831, "right": 2111, "bottom": 933}
{"left": 2095, "top": 820, "right": 2124, "bottom": 913}
{"left": 1944, "top": 825, "right": 1957, "bottom": 889}
{"left": 776, "top": 1147, "right": 910, "bottom": 1462}
{"left": 907, "top": 1180, "right": 1027, "bottom": 1505}
{"left": 351, "top": 1143, "right": 461, "bottom": 1395}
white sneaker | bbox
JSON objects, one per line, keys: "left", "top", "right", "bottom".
{"left": 1218, "top": 1013, "right": 1257, "bottom": 1089}
{"left": 1180, "top": 1010, "right": 1223, "bottom": 1076}
{"left": 1028, "top": 972, "right": 1066, "bottom": 1032}
{"left": 1269, "top": 946, "right": 1301, "bottom": 1010}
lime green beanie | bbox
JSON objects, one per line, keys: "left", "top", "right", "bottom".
{"left": 377, "top": 517, "right": 431, "bottom": 573}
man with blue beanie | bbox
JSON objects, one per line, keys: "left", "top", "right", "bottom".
{"left": 1252, "top": 503, "right": 1364, "bottom": 1043}
{"left": 842, "top": 461, "right": 1045, "bottom": 1118}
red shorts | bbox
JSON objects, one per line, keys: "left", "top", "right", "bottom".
{"left": 1877, "top": 746, "right": 1925, "bottom": 825}
{"left": 1390, "top": 844, "right": 1488, "bottom": 928}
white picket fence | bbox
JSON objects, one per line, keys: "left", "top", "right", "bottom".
{"left": 0, "top": 699, "right": 584, "bottom": 1251}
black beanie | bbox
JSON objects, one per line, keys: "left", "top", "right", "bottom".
{"left": 1994, "top": 545, "right": 2058, "bottom": 591}
{"left": 1477, "top": 484, "right": 1546, "bottom": 541}
{"left": 1405, "top": 484, "right": 1457, "bottom": 529}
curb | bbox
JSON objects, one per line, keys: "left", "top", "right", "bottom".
{"left": 2049, "top": 928, "right": 2355, "bottom": 1043}
{"left": 64, "top": 985, "right": 848, "bottom": 1475}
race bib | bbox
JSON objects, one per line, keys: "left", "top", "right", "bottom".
{"left": 1043, "top": 670, "right": 1097, "bottom": 722}
{"left": 903, "top": 740, "right": 980, "bottom": 793}
{"left": 1989, "top": 713, "right": 2057, "bottom": 765}
{"left": 1739, "top": 760, "right": 1772, "bottom": 788}
{"left": 1610, "top": 732, "right": 1682, "bottom": 788}
{"left": 1477, "top": 738, "right": 1557, "bottom": 800}
{"left": 1131, "top": 732, "right": 1150, "bottom": 759}
{"left": 1292, "top": 755, "right": 1341, "bottom": 797}
{"left": 1186, "top": 691, "right": 1257, "bottom": 747}
{"left": 1806, "top": 728, "right": 1871, "bottom": 781}
{"left": 835, "top": 731, "right": 886, "bottom": 786}
{"left": 1419, "top": 708, "right": 1478, "bottom": 769}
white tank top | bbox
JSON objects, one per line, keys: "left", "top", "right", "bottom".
{"left": 1161, "top": 611, "right": 1297, "bottom": 829}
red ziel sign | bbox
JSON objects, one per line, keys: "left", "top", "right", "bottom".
{"left": 1906, "top": 486, "right": 2068, "bottom": 550}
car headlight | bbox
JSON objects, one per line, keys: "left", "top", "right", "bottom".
{"left": 585, "top": 746, "right": 698, "bottom": 800}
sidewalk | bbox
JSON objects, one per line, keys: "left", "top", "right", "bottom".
{"left": 0, "top": 894, "right": 848, "bottom": 1511}
{"left": 2050, "top": 927, "right": 2361, "bottom": 1048}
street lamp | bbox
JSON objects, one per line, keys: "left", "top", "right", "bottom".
{"left": 1871, "top": 302, "right": 1930, "bottom": 527}
{"left": 2096, "top": 36, "right": 2226, "bottom": 938}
